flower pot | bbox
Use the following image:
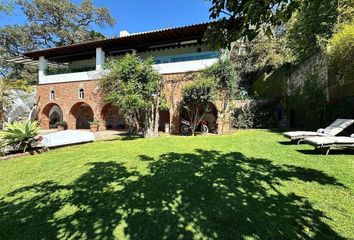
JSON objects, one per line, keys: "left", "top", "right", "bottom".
{"left": 57, "top": 126, "right": 65, "bottom": 131}
{"left": 90, "top": 125, "right": 99, "bottom": 133}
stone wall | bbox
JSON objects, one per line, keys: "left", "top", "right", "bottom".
{"left": 162, "top": 72, "right": 231, "bottom": 134}
{"left": 286, "top": 53, "right": 329, "bottom": 100}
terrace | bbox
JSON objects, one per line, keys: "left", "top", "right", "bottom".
{"left": 19, "top": 22, "right": 221, "bottom": 84}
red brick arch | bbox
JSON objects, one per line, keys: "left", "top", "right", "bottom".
{"left": 69, "top": 102, "right": 94, "bottom": 129}
{"left": 100, "top": 103, "right": 126, "bottom": 130}
{"left": 40, "top": 103, "right": 63, "bottom": 129}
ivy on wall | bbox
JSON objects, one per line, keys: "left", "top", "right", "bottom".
{"left": 287, "top": 73, "right": 326, "bottom": 129}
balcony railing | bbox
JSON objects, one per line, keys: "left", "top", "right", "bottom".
{"left": 153, "top": 51, "right": 219, "bottom": 64}
{"left": 45, "top": 66, "right": 96, "bottom": 75}
{"left": 39, "top": 52, "right": 220, "bottom": 84}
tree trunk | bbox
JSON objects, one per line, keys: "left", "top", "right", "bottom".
{"left": 0, "top": 78, "right": 3, "bottom": 124}
{"left": 153, "top": 95, "right": 160, "bottom": 135}
{"left": 145, "top": 101, "right": 159, "bottom": 138}
{"left": 191, "top": 107, "right": 199, "bottom": 136}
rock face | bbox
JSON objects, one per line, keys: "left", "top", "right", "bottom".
{"left": 3, "top": 89, "right": 36, "bottom": 126}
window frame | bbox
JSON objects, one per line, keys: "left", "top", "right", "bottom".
{"left": 78, "top": 88, "right": 85, "bottom": 99}
{"left": 49, "top": 90, "right": 55, "bottom": 100}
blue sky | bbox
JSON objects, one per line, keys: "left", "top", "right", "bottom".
{"left": 1, "top": 0, "right": 212, "bottom": 37}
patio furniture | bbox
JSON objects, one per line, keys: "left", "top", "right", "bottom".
{"left": 283, "top": 119, "right": 354, "bottom": 144}
{"left": 304, "top": 134, "right": 354, "bottom": 155}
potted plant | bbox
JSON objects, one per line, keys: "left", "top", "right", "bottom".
{"left": 56, "top": 121, "right": 68, "bottom": 131}
{"left": 89, "top": 119, "right": 99, "bottom": 132}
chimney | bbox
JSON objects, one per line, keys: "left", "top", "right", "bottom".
{"left": 119, "top": 30, "right": 129, "bottom": 37}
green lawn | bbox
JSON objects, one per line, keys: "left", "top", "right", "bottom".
{"left": 0, "top": 130, "right": 353, "bottom": 239}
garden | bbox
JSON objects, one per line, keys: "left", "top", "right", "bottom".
{"left": 0, "top": 130, "right": 353, "bottom": 239}
{"left": 0, "top": 0, "right": 353, "bottom": 239}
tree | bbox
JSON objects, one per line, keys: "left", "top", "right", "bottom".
{"left": 100, "top": 53, "right": 163, "bottom": 138}
{"left": 181, "top": 76, "right": 216, "bottom": 136}
{"left": 0, "top": 0, "right": 115, "bottom": 79}
{"left": 0, "top": 0, "right": 13, "bottom": 14}
{"left": 16, "top": 0, "right": 115, "bottom": 47}
{"left": 203, "top": 58, "right": 239, "bottom": 133}
{"left": 231, "top": 28, "right": 293, "bottom": 77}
{"left": 204, "top": 0, "right": 298, "bottom": 49}
{"left": 287, "top": 0, "right": 339, "bottom": 62}
{"left": 327, "top": 21, "right": 354, "bottom": 88}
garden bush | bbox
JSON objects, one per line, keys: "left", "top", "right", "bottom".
{"left": 231, "top": 104, "right": 255, "bottom": 129}
{"left": 56, "top": 121, "right": 68, "bottom": 128}
{"left": 3, "top": 120, "right": 39, "bottom": 153}
{"left": 231, "top": 102, "right": 277, "bottom": 129}
{"left": 327, "top": 21, "right": 354, "bottom": 88}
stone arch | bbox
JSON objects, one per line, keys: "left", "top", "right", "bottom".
{"left": 100, "top": 104, "right": 126, "bottom": 130}
{"left": 41, "top": 103, "right": 63, "bottom": 129}
{"left": 69, "top": 102, "right": 94, "bottom": 129}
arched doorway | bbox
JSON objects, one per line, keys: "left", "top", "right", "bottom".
{"left": 70, "top": 102, "right": 94, "bottom": 129}
{"left": 101, "top": 104, "right": 126, "bottom": 130}
{"left": 180, "top": 102, "right": 218, "bottom": 133}
{"left": 42, "top": 103, "right": 63, "bottom": 129}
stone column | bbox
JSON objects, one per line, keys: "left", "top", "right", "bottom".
{"left": 38, "top": 56, "right": 48, "bottom": 83}
{"left": 96, "top": 48, "right": 105, "bottom": 71}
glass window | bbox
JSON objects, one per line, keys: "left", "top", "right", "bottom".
{"left": 49, "top": 90, "right": 55, "bottom": 100}
{"left": 153, "top": 51, "right": 220, "bottom": 64}
{"left": 78, "top": 88, "right": 84, "bottom": 99}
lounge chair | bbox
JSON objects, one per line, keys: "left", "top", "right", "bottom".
{"left": 283, "top": 119, "right": 354, "bottom": 144}
{"left": 304, "top": 134, "right": 354, "bottom": 155}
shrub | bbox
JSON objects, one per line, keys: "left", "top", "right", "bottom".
{"left": 89, "top": 119, "right": 99, "bottom": 126}
{"left": 181, "top": 76, "right": 216, "bottom": 135}
{"left": 56, "top": 121, "right": 68, "bottom": 128}
{"left": 327, "top": 22, "right": 354, "bottom": 87}
{"left": 0, "top": 138, "right": 6, "bottom": 156}
{"left": 231, "top": 103, "right": 277, "bottom": 129}
{"left": 3, "top": 120, "right": 40, "bottom": 153}
{"left": 231, "top": 104, "right": 254, "bottom": 129}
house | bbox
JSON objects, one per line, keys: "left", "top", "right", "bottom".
{"left": 22, "top": 23, "right": 231, "bottom": 134}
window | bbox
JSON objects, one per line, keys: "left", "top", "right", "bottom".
{"left": 153, "top": 51, "right": 220, "bottom": 64}
{"left": 49, "top": 90, "right": 55, "bottom": 100}
{"left": 78, "top": 88, "right": 84, "bottom": 99}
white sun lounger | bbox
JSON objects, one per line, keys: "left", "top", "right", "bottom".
{"left": 283, "top": 119, "right": 354, "bottom": 144}
{"left": 40, "top": 130, "right": 95, "bottom": 148}
{"left": 304, "top": 134, "right": 354, "bottom": 155}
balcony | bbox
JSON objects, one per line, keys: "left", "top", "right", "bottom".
{"left": 38, "top": 49, "right": 220, "bottom": 84}
{"left": 39, "top": 69, "right": 106, "bottom": 85}
{"left": 155, "top": 58, "right": 219, "bottom": 74}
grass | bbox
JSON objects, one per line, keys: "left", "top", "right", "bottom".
{"left": 0, "top": 130, "right": 353, "bottom": 239}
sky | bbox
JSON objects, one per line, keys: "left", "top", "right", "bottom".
{"left": 1, "top": 0, "right": 213, "bottom": 37}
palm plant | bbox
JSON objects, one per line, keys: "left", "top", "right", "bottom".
{"left": 3, "top": 120, "right": 40, "bottom": 153}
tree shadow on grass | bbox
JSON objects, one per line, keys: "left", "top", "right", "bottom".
{"left": 297, "top": 149, "right": 354, "bottom": 155}
{"left": 0, "top": 150, "right": 346, "bottom": 239}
